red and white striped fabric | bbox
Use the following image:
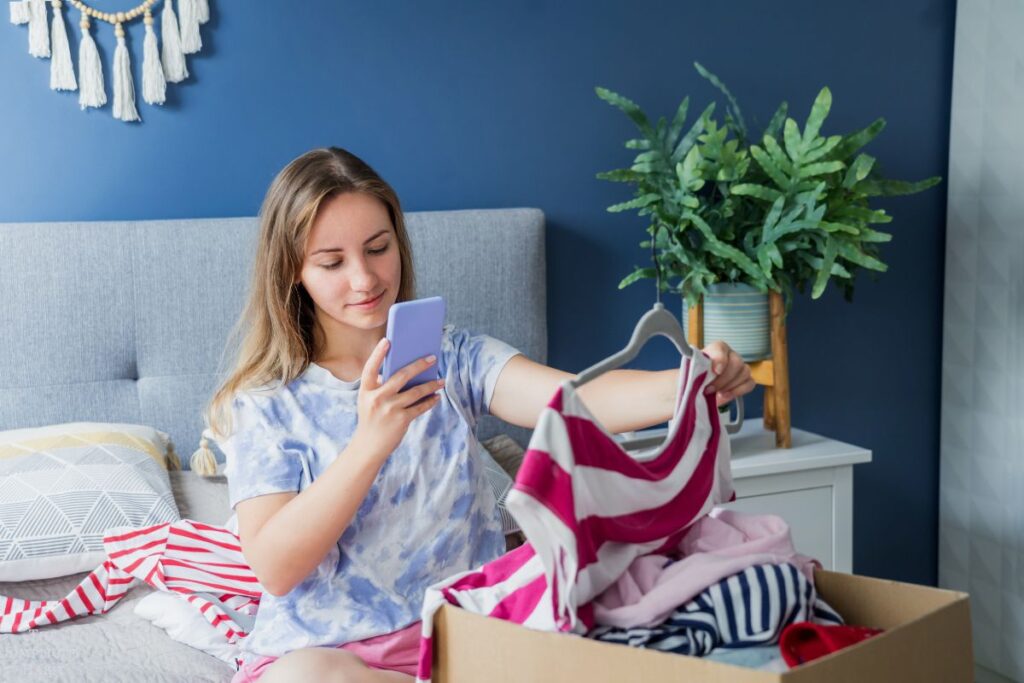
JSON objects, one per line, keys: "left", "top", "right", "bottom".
{"left": 416, "top": 349, "right": 733, "bottom": 682}
{"left": 0, "top": 519, "right": 262, "bottom": 665}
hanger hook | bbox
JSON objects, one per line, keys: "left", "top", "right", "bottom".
{"left": 652, "top": 223, "right": 662, "bottom": 307}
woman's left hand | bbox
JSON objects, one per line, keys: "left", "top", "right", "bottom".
{"left": 702, "top": 340, "right": 755, "bottom": 407}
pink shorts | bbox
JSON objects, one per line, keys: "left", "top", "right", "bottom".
{"left": 231, "top": 621, "right": 421, "bottom": 682}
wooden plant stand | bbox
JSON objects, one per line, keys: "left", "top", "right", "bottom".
{"left": 687, "top": 291, "right": 792, "bottom": 448}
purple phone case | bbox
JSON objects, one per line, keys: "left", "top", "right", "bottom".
{"left": 382, "top": 296, "right": 446, "bottom": 389}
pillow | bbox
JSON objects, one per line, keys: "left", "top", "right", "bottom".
{"left": 479, "top": 434, "right": 528, "bottom": 536}
{"left": 168, "top": 469, "right": 232, "bottom": 526}
{"left": 0, "top": 422, "right": 181, "bottom": 582}
{"left": 482, "top": 434, "right": 526, "bottom": 479}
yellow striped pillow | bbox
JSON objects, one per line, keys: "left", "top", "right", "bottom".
{"left": 0, "top": 422, "right": 181, "bottom": 470}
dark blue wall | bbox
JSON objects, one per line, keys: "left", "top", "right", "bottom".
{"left": 1, "top": 0, "right": 955, "bottom": 585}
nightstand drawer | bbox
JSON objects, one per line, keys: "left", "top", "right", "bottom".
{"left": 723, "top": 485, "right": 835, "bottom": 569}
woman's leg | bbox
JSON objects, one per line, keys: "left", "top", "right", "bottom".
{"left": 259, "top": 647, "right": 414, "bottom": 683}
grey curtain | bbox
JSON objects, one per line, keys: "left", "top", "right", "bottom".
{"left": 939, "top": 1, "right": 1024, "bottom": 681}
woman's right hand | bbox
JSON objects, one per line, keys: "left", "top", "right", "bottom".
{"left": 350, "top": 337, "right": 445, "bottom": 462}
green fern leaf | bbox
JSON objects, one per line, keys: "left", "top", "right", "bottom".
{"left": 607, "top": 194, "right": 660, "bottom": 213}
{"left": 749, "top": 145, "right": 790, "bottom": 190}
{"left": 732, "top": 182, "right": 783, "bottom": 202}
{"left": 619, "top": 267, "right": 657, "bottom": 289}
{"left": 832, "top": 118, "right": 886, "bottom": 159}
{"left": 842, "top": 154, "right": 876, "bottom": 188}
{"left": 811, "top": 237, "right": 839, "bottom": 299}
{"left": 837, "top": 242, "right": 887, "bottom": 271}
{"left": 765, "top": 102, "right": 789, "bottom": 139}
{"left": 799, "top": 161, "right": 845, "bottom": 178}
{"left": 804, "top": 135, "right": 843, "bottom": 163}
{"left": 693, "top": 62, "right": 748, "bottom": 141}
{"left": 783, "top": 118, "right": 803, "bottom": 163}
{"left": 672, "top": 102, "right": 716, "bottom": 164}
{"left": 857, "top": 176, "right": 942, "bottom": 197}
{"left": 803, "top": 87, "right": 832, "bottom": 147}
{"left": 596, "top": 87, "right": 655, "bottom": 137}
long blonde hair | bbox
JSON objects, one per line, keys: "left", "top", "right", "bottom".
{"left": 206, "top": 147, "right": 416, "bottom": 438}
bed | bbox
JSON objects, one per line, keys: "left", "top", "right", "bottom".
{"left": 0, "top": 209, "right": 547, "bottom": 681}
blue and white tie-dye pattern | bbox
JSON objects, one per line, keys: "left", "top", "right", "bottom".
{"left": 218, "top": 326, "right": 521, "bottom": 663}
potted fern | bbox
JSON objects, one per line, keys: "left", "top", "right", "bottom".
{"left": 596, "top": 63, "right": 941, "bottom": 360}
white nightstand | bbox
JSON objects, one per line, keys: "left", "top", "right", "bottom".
{"left": 622, "top": 418, "right": 872, "bottom": 572}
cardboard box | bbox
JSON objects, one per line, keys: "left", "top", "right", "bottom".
{"left": 432, "top": 570, "right": 972, "bottom": 682}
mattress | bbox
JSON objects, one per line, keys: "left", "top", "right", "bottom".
{"left": 0, "top": 471, "right": 236, "bottom": 683}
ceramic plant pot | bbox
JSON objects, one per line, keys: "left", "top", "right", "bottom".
{"left": 685, "top": 282, "right": 770, "bottom": 362}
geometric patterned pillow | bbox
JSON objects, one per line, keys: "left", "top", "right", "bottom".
{"left": 0, "top": 422, "right": 181, "bottom": 582}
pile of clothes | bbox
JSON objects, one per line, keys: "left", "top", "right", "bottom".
{"left": 415, "top": 349, "right": 880, "bottom": 681}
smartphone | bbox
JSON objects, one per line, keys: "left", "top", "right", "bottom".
{"left": 381, "top": 296, "right": 446, "bottom": 390}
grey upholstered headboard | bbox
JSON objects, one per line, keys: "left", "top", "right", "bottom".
{"left": 0, "top": 208, "right": 547, "bottom": 462}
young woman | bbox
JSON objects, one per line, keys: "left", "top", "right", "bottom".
{"left": 207, "top": 147, "right": 754, "bottom": 682}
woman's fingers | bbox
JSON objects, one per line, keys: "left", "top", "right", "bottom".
{"left": 715, "top": 359, "right": 751, "bottom": 394}
{"left": 399, "top": 378, "right": 445, "bottom": 408}
{"left": 411, "top": 392, "right": 442, "bottom": 417}
{"left": 703, "top": 341, "right": 746, "bottom": 394}
{"left": 718, "top": 378, "right": 756, "bottom": 406}
{"left": 382, "top": 354, "right": 437, "bottom": 394}
{"left": 362, "top": 338, "right": 390, "bottom": 390}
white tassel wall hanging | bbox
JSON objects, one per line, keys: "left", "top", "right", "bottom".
{"left": 176, "top": 0, "right": 200, "bottom": 54}
{"left": 141, "top": 9, "right": 165, "bottom": 104}
{"left": 111, "top": 21, "right": 139, "bottom": 121}
{"left": 160, "top": 0, "right": 188, "bottom": 83}
{"left": 77, "top": 13, "right": 105, "bottom": 109}
{"left": 49, "top": 0, "right": 75, "bottom": 90}
{"left": 9, "top": 0, "right": 212, "bottom": 122}
{"left": 27, "top": 0, "right": 50, "bottom": 57}
{"left": 9, "top": 1, "right": 30, "bottom": 24}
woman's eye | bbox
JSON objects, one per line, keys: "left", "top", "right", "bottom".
{"left": 322, "top": 261, "right": 342, "bottom": 270}
{"left": 369, "top": 244, "right": 389, "bottom": 255}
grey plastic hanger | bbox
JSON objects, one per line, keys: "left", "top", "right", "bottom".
{"left": 569, "top": 226, "right": 743, "bottom": 448}
{"left": 570, "top": 301, "right": 693, "bottom": 389}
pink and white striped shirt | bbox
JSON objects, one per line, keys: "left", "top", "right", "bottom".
{"left": 0, "top": 520, "right": 261, "bottom": 669}
{"left": 416, "top": 349, "right": 733, "bottom": 682}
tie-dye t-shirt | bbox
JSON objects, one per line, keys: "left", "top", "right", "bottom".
{"left": 218, "top": 326, "right": 521, "bottom": 662}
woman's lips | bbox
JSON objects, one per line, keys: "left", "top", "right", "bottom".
{"left": 349, "top": 291, "right": 384, "bottom": 310}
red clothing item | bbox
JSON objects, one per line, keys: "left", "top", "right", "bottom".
{"left": 780, "top": 622, "right": 883, "bottom": 666}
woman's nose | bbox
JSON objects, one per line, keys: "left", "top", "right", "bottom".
{"left": 349, "top": 258, "right": 378, "bottom": 291}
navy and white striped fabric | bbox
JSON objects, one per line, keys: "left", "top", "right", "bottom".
{"left": 588, "top": 563, "right": 842, "bottom": 655}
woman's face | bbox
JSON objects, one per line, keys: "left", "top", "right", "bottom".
{"left": 298, "top": 191, "right": 402, "bottom": 337}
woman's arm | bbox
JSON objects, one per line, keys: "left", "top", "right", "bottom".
{"left": 236, "top": 440, "right": 386, "bottom": 597}
{"left": 236, "top": 343, "right": 443, "bottom": 597}
{"left": 489, "top": 340, "right": 754, "bottom": 432}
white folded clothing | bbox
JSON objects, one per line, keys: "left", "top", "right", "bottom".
{"left": 134, "top": 590, "right": 241, "bottom": 665}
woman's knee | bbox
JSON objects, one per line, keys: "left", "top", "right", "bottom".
{"left": 259, "top": 647, "right": 368, "bottom": 683}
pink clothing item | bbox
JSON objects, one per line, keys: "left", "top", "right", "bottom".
{"left": 230, "top": 621, "right": 421, "bottom": 682}
{"left": 593, "top": 508, "right": 819, "bottom": 629}
{"left": 415, "top": 349, "right": 734, "bottom": 682}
